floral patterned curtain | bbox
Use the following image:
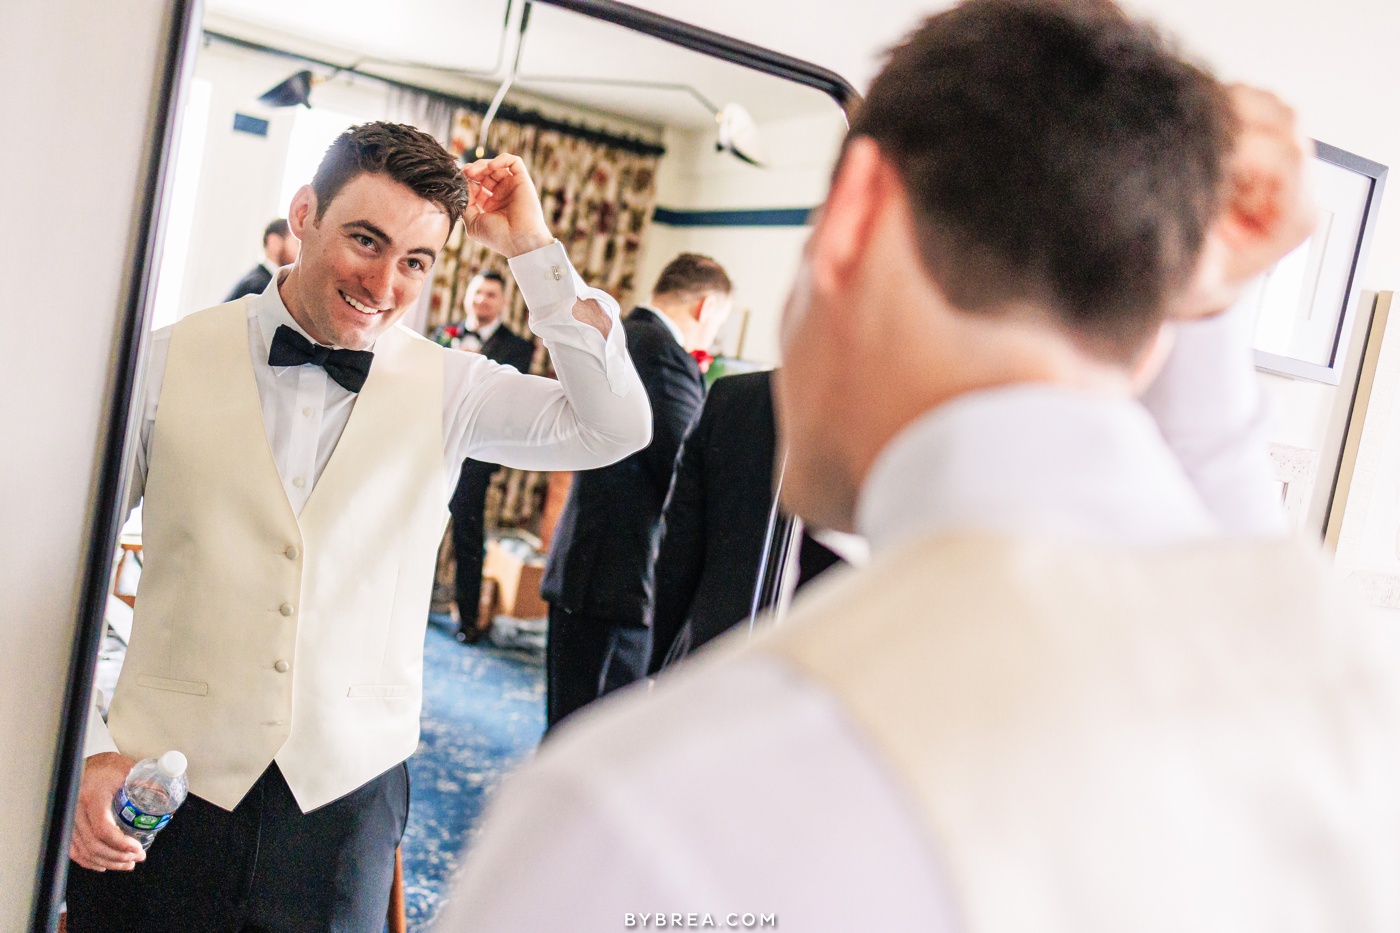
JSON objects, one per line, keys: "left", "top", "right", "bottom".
{"left": 428, "top": 107, "right": 661, "bottom": 614}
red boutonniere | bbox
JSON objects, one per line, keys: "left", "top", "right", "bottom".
{"left": 690, "top": 349, "right": 714, "bottom": 374}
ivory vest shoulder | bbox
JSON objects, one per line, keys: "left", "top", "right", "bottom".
{"left": 759, "top": 533, "right": 1400, "bottom": 932}
{"left": 108, "top": 301, "right": 449, "bottom": 811}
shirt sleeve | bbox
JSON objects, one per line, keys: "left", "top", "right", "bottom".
{"left": 443, "top": 241, "right": 651, "bottom": 469}
{"left": 1139, "top": 300, "right": 1286, "bottom": 537}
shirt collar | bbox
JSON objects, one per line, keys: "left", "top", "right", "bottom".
{"left": 854, "top": 384, "right": 1219, "bottom": 555}
{"left": 475, "top": 318, "right": 502, "bottom": 343}
{"left": 260, "top": 258, "right": 282, "bottom": 279}
{"left": 638, "top": 304, "right": 687, "bottom": 350}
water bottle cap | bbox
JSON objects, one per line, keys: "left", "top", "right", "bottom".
{"left": 157, "top": 750, "right": 187, "bottom": 778}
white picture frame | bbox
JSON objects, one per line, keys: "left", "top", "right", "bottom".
{"left": 1250, "top": 142, "right": 1386, "bottom": 385}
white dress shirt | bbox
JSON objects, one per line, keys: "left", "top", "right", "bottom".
{"left": 437, "top": 303, "right": 1284, "bottom": 932}
{"left": 127, "top": 241, "right": 648, "bottom": 519}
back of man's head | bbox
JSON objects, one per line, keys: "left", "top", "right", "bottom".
{"left": 311, "top": 122, "right": 471, "bottom": 229}
{"left": 652, "top": 253, "right": 733, "bottom": 302}
{"left": 850, "top": 0, "right": 1234, "bottom": 360}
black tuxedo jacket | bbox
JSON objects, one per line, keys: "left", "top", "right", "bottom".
{"left": 646, "top": 369, "right": 841, "bottom": 673}
{"left": 224, "top": 263, "right": 272, "bottom": 302}
{"left": 479, "top": 323, "right": 535, "bottom": 373}
{"left": 541, "top": 307, "right": 705, "bottom": 624}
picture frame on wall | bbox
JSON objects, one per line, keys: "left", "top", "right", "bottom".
{"left": 1325, "top": 292, "right": 1400, "bottom": 608}
{"left": 1249, "top": 141, "right": 1387, "bottom": 385}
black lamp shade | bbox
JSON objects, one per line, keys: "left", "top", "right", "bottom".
{"left": 259, "top": 70, "right": 315, "bottom": 108}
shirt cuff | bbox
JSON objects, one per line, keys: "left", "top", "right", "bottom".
{"left": 509, "top": 240, "right": 634, "bottom": 397}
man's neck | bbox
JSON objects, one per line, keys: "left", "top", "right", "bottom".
{"left": 643, "top": 303, "right": 694, "bottom": 351}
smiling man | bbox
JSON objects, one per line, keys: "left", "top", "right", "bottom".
{"left": 64, "top": 122, "right": 650, "bottom": 933}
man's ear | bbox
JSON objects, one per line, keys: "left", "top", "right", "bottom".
{"left": 287, "top": 185, "right": 317, "bottom": 241}
{"left": 696, "top": 293, "right": 726, "bottom": 324}
{"left": 809, "top": 138, "right": 892, "bottom": 297}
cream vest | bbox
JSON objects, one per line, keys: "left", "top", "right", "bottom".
{"left": 761, "top": 533, "right": 1400, "bottom": 932}
{"left": 108, "top": 302, "right": 449, "bottom": 812}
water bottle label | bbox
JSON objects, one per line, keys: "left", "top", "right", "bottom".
{"left": 115, "top": 787, "right": 171, "bottom": 833}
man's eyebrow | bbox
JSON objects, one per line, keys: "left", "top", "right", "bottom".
{"left": 343, "top": 220, "right": 437, "bottom": 261}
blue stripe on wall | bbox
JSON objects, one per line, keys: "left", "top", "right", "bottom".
{"left": 651, "top": 206, "right": 814, "bottom": 228}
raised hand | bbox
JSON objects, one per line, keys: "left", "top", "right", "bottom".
{"left": 1170, "top": 84, "right": 1319, "bottom": 320}
{"left": 462, "top": 154, "right": 555, "bottom": 258}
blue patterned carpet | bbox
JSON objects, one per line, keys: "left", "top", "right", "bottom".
{"left": 402, "top": 615, "right": 545, "bottom": 929}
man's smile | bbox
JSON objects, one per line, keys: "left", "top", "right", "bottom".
{"left": 340, "top": 291, "right": 387, "bottom": 315}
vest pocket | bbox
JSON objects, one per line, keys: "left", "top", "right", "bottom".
{"left": 136, "top": 674, "right": 209, "bottom": 696}
{"left": 347, "top": 684, "right": 412, "bottom": 698}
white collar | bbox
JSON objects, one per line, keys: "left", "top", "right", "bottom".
{"left": 638, "top": 304, "right": 687, "bottom": 351}
{"left": 854, "top": 385, "right": 1218, "bottom": 555}
{"left": 475, "top": 318, "right": 502, "bottom": 343}
{"left": 260, "top": 258, "right": 282, "bottom": 279}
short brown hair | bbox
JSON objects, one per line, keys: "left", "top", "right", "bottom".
{"left": 652, "top": 253, "right": 732, "bottom": 300}
{"left": 263, "top": 218, "right": 289, "bottom": 245}
{"left": 849, "top": 0, "right": 1234, "bottom": 359}
{"left": 310, "top": 122, "right": 470, "bottom": 228}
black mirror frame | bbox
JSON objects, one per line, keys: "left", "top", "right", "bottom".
{"left": 33, "top": 2, "right": 854, "bottom": 930}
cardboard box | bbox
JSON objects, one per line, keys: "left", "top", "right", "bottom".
{"left": 483, "top": 539, "right": 549, "bottom": 619}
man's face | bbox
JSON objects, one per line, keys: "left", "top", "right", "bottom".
{"left": 466, "top": 276, "right": 506, "bottom": 327}
{"left": 285, "top": 172, "right": 451, "bottom": 350}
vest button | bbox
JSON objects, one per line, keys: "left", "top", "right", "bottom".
{"left": 274, "top": 660, "right": 290, "bottom": 673}
{"left": 284, "top": 546, "right": 299, "bottom": 560}
{"left": 279, "top": 603, "right": 294, "bottom": 617}
{"left": 292, "top": 476, "right": 306, "bottom": 488}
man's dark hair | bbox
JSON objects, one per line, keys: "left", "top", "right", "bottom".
{"left": 848, "top": 0, "right": 1234, "bottom": 359}
{"left": 653, "top": 253, "right": 732, "bottom": 300}
{"left": 473, "top": 269, "right": 507, "bottom": 289}
{"left": 310, "top": 122, "right": 470, "bottom": 228}
{"left": 262, "top": 218, "right": 289, "bottom": 246}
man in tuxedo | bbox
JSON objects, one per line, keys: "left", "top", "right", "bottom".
{"left": 437, "top": 270, "right": 537, "bottom": 641}
{"left": 65, "top": 123, "right": 649, "bottom": 933}
{"left": 438, "top": 4, "right": 1400, "bottom": 931}
{"left": 224, "top": 217, "right": 300, "bottom": 301}
{"left": 541, "top": 253, "right": 733, "bottom": 728}
{"left": 646, "top": 368, "right": 847, "bottom": 674}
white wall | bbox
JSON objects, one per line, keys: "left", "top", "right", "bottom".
{"left": 635, "top": 105, "right": 847, "bottom": 363}
{"left": 0, "top": 1, "right": 180, "bottom": 928}
{"left": 176, "top": 41, "right": 393, "bottom": 319}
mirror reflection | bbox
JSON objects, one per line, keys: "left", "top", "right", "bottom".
{"left": 73, "top": 2, "right": 849, "bottom": 930}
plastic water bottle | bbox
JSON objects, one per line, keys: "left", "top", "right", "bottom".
{"left": 111, "top": 751, "right": 188, "bottom": 849}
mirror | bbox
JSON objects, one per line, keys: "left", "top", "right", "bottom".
{"left": 55, "top": 1, "right": 854, "bottom": 930}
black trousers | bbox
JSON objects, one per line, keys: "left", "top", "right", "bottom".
{"left": 546, "top": 604, "right": 651, "bottom": 730}
{"left": 450, "top": 458, "right": 500, "bottom": 636}
{"left": 66, "top": 762, "right": 408, "bottom": 933}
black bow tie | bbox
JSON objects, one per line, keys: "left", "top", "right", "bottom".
{"left": 267, "top": 325, "right": 374, "bottom": 393}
